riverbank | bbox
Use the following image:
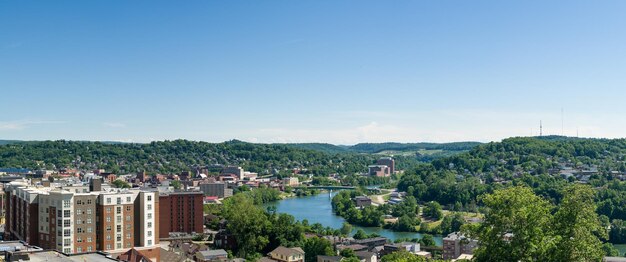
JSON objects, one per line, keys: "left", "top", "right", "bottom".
{"left": 264, "top": 191, "right": 444, "bottom": 246}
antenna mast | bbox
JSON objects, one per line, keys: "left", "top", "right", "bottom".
{"left": 540, "top": 120, "right": 543, "bottom": 137}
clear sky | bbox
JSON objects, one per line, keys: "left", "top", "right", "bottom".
{"left": 1, "top": 1, "right": 626, "bottom": 144}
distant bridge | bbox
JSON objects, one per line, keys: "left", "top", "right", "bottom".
{"left": 294, "top": 185, "right": 356, "bottom": 190}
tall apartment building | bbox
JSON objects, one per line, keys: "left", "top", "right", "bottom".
{"left": 158, "top": 191, "right": 203, "bottom": 238}
{"left": 4, "top": 180, "right": 158, "bottom": 255}
{"left": 442, "top": 232, "right": 478, "bottom": 260}
{"left": 376, "top": 157, "right": 395, "bottom": 174}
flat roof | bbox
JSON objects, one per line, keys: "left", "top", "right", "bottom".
{"left": 26, "top": 251, "right": 116, "bottom": 262}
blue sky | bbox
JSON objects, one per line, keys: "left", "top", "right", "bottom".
{"left": 1, "top": 1, "right": 626, "bottom": 144}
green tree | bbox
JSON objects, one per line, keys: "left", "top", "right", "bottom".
{"left": 303, "top": 237, "right": 334, "bottom": 262}
{"left": 112, "top": 179, "right": 130, "bottom": 188}
{"left": 419, "top": 234, "right": 435, "bottom": 247}
{"left": 170, "top": 180, "right": 182, "bottom": 190}
{"left": 602, "top": 243, "right": 619, "bottom": 256}
{"left": 423, "top": 201, "right": 443, "bottom": 220}
{"left": 439, "top": 212, "right": 465, "bottom": 235}
{"left": 353, "top": 229, "right": 368, "bottom": 240}
{"left": 395, "top": 215, "right": 416, "bottom": 232}
{"left": 472, "top": 187, "right": 554, "bottom": 262}
{"left": 222, "top": 194, "right": 271, "bottom": 259}
{"left": 340, "top": 248, "right": 356, "bottom": 258}
{"left": 340, "top": 222, "right": 353, "bottom": 236}
{"left": 550, "top": 184, "right": 605, "bottom": 261}
{"left": 380, "top": 251, "right": 428, "bottom": 262}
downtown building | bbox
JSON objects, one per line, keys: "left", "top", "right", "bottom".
{"left": 4, "top": 180, "right": 158, "bottom": 254}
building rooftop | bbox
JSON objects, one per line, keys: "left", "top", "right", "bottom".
{"left": 27, "top": 251, "right": 116, "bottom": 262}
{"left": 197, "top": 249, "right": 228, "bottom": 258}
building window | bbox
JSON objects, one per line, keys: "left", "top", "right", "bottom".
{"left": 64, "top": 248, "right": 71, "bottom": 254}
{"left": 117, "top": 243, "right": 121, "bottom": 249}
{"left": 77, "top": 228, "right": 83, "bottom": 233}
{"left": 117, "top": 216, "right": 121, "bottom": 223}
{"left": 77, "top": 237, "right": 82, "bottom": 243}
{"left": 58, "top": 210, "right": 62, "bottom": 217}
{"left": 126, "top": 206, "right": 131, "bottom": 211}
{"left": 147, "top": 195, "right": 152, "bottom": 201}
{"left": 147, "top": 204, "right": 152, "bottom": 210}
{"left": 126, "top": 224, "right": 131, "bottom": 230}
{"left": 106, "top": 207, "right": 111, "bottom": 213}
{"left": 126, "top": 197, "right": 131, "bottom": 202}
{"left": 77, "top": 219, "right": 82, "bottom": 225}
{"left": 76, "top": 209, "right": 82, "bottom": 215}
{"left": 87, "top": 237, "right": 92, "bottom": 242}
{"left": 117, "top": 234, "right": 121, "bottom": 241}
{"left": 106, "top": 216, "right": 111, "bottom": 222}
{"left": 116, "top": 207, "right": 121, "bottom": 214}
{"left": 106, "top": 225, "right": 111, "bottom": 231}
{"left": 126, "top": 233, "right": 131, "bottom": 239}
{"left": 117, "top": 225, "right": 121, "bottom": 232}
{"left": 87, "top": 246, "right": 92, "bottom": 252}
{"left": 117, "top": 198, "right": 121, "bottom": 205}
{"left": 147, "top": 213, "right": 152, "bottom": 219}
{"left": 87, "top": 227, "right": 93, "bottom": 233}
{"left": 126, "top": 215, "right": 131, "bottom": 221}
{"left": 77, "top": 200, "right": 82, "bottom": 205}
{"left": 63, "top": 200, "right": 70, "bottom": 208}
{"left": 77, "top": 247, "right": 82, "bottom": 253}
{"left": 58, "top": 230, "right": 62, "bottom": 237}
{"left": 106, "top": 235, "right": 111, "bottom": 240}
{"left": 147, "top": 222, "right": 152, "bottom": 228}
{"left": 64, "top": 238, "right": 71, "bottom": 246}
{"left": 148, "top": 231, "right": 152, "bottom": 237}
{"left": 106, "top": 198, "right": 111, "bottom": 204}
{"left": 126, "top": 243, "right": 131, "bottom": 248}
{"left": 64, "top": 220, "right": 70, "bottom": 227}
{"left": 87, "top": 199, "right": 92, "bottom": 205}
{"left": 64, "top": 210, "right": 70, "bottom": 217}
{"left": 147, "top": 240, "right": 152, "bottom": 246}
{"left": 64, "top": 229, "right": 71, "bottom": 237}
{"left": 106, "top": 244, "right": 111, "bottom": 250}
{"left": 86, "top": 209, "right": 92, "bottom": 215}
{"left": 87, "top": 218, "right": 92, "bottom": 224}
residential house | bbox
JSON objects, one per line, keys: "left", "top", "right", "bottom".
{"left": 268, "top": 246, "right": 305, "bottom": 262}
{"left": 353, "top": 196, "right": 372, "bottom": 208}
{"left": 355, "top": 251, "right": 377, "bottom": 262}
{"left": 196, "top": 249, "right": 228, "bottom": 262}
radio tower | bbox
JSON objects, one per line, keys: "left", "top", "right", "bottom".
{"left": 540, "top": 120, "right": 543, "bottom": 137}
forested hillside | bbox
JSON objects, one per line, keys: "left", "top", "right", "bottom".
{"left": 0, "top": 140, "right": 377, "bottom": 175}
{"left": 397, "top": 136, "right": 626, "bottom": 244}
{"left": 349, "top": 142, "right": 481, "bottom": 153}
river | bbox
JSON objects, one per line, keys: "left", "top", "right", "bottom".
{"left": 264, "top": 191, "right": 443, "bottom": 246}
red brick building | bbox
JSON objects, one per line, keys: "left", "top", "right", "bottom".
{"left": 158, "top": 191, "right": 203, "bottom": 238}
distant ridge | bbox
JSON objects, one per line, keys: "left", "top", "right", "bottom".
{"left": 282, "top": 141, "right": 482, "bottom": 154}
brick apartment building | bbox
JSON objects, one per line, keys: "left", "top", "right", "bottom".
{"left": 4, "top": 180, "right": 158, "bottom": 254}
{"left": 158, "top": 191, "right": 203, "bottom": 238}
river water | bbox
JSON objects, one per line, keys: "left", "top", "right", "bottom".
{"left": 264, "top": 191, "right": 443, "bottom": 246}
